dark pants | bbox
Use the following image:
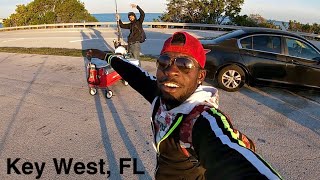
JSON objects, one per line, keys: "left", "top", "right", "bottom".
{"left": 128, "top": 42, "right": 141, "bottom": 66}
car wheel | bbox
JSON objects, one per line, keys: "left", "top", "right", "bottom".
{"left": 217, "top": 65, "right": 245, "bottom": 92}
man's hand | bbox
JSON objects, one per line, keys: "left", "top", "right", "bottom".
{"left": 86, "top": 49, "right": 106, "bottom": 60}
{"left": 115, "top": 14, "right": 120, "bottom": 21}
{"left": 130, "top": 4, "right": 137, "bottom": 8}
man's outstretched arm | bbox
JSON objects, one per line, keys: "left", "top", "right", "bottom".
{"left": 107, "top": 55, "right": 159, "bottom": 103}
{"left": 86, "top": 50, "right": 158, "bottom": 103}
{"left": 117, "top": 14, "right": 130, "bottom": 29}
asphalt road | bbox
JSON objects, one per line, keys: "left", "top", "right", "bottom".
{"left": 0, "top": 28, "right": 320, "bottom": 179}
{"left": 0, "top": 28, "right": 319, "bottom": 56}
{"left": 0, "top": 28, "right": 235, "bottom": 55}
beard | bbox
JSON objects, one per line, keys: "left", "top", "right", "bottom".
{"left": 160, "top": 92, "right": 181, "bottom": 109}
{"left": 159, "top": 86, "right": 196, "bottom": 110}
{"left": 157, "top": 75, "right": 199, "bottom": 110}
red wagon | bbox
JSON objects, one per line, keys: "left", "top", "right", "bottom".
{"left": 86, "top": 57, "right": 122, "bottom": 98}
{"left": 86, "top": 56, "right": 139, "bottom": 99}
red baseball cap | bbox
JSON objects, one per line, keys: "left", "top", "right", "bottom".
{"left": 160, "top": 31, "right": 206, "bottom": 68}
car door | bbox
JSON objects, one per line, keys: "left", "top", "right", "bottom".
{"left": 284, "top": 37, "right": 320, "bottom": 87}
{"left": 239, "top": 35, "right": 288, "bottom": 83}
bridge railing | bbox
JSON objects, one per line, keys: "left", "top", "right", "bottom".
{"left": 0, "top": 22, "right": 319, "bottom": 40}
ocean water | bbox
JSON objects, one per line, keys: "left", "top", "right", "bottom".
{"left": 92, "top": 13, "right": 162, "bottom": 22}
{"left": 0, "top": 13, "right": 161, "bottom": 28}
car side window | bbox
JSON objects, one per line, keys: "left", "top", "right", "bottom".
{"left": 240, "top": 37, "right": 252, "bottom": 49}
{"left": 286, "top": 38, "right": 320, "bottom": 60}
{"left": 253, "top": 35, "right": 281, "bottom": 54}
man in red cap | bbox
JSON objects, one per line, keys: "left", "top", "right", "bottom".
{"left": 87, "top": 32, "right": 281, "bottom": 179}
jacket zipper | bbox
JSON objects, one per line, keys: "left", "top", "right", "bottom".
{"left": 156, "top": 115, "right": 183, "bottom": 153}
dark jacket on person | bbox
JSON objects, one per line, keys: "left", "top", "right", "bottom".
{"left": 105, "top": 55, "right": 282, "bottom": 180}
{"left": 119, "top": 5, "right": 145, "bottom": 44}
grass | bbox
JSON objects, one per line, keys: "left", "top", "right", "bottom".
{"left": 0, "top": 47, "right": 157, "bottom": 62}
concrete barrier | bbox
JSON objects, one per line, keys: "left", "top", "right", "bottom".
{"left": 1, "top": 22, "right": 319, "bottom": 41}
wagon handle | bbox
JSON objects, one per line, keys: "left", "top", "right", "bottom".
{"left": 86, "top": 49, "right": 93, "bottom": 61}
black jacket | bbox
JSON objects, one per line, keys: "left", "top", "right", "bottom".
{"left": 119, "top": 5, "right": 145, "bottom": 43}
{"left": 105, "top": 55, "right": 282, "bottom": 180}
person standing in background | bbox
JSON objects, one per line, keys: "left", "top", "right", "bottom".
{"left": 117, "top": 4, "right": 145, "bottom": 66}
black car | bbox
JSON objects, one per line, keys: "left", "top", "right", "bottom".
{"left": 202, "top": 27, "right": 320, "bottom": 92}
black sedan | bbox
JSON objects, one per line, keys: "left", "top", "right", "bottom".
{"left": 202, "top": 27, "right": 320, "bottom": 92}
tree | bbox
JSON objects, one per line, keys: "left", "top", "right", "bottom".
{"left": 160, "top": 0, "right": 185, "bottom": 22}
{"left": 248, "top": 14, "right": 276, "bottom": 29}
{"left": 160, "top": 0, "right": 244, "bottom": 24}
{"left": 229, "top": 14, "right": 276, "bottom": 29}
{"left": 229, "top": 14, "right": 257, "bottom": 27}
{"left": 312, "top": 23, "right": 320, "bottom": 34}
{"left": 287, "top": 20, "right": 320, "bottom": 34}
{"left": 288, "top": 20, "right": 303, "bottom": 32}
{"left": 3, "top": 0, "right": 97, "bottom": 27}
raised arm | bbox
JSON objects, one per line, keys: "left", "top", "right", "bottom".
{"left": 136, "top": 5, "right": 145, "bottom": 23}
{"left": 192, "top": 108, "right": 282, "bottom": 179}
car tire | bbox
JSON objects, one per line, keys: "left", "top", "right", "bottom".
{"left": 217, "top": 65, "right": 246, "bottom": 92}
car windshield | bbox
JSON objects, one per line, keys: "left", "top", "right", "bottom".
{"left": 213, "top": 29, "right": 245, "bottom": 43}
{"left": 286, "top": 38, "right": 320, "bottom": 59}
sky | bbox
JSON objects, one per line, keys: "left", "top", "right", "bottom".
{"left": 0, "top": 0, "right": 319, "bottom": 24}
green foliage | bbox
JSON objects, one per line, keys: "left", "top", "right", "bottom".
{"left": 160, "top": 0, "right": 244, "bottom": 24}
{"left": 230, "top": 14, "right": 276, "bottom": 29}
{"left": 288, "top": 20, "right": 320, "bottom": 34}
{"left": 3, "top": 0, "right": 97, "bottom": 27}
{"left": 229, "top": 15, "right": 257, "bottom": 27}
{"left": 248, "top": 14, "right": 276, "bottom": 29}
{"left": 160, "top": 0, "right": 185, "bottom": 22}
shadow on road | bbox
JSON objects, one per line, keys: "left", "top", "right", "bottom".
{"left": 0, "top": 57, "right": 46, "bottom": 157}
{"left": 240, "top": 86, "right": 320, "bottom": 136}
{"left": 112, "top": 85, "right": 155, "bottom": 158}
{"left": 204, "top": 75, "right": 320, "bottom": 137}
{"left": 93, "top": 91, "right": 122, "bottom": 179}
{"left": 104, "top": 96, "right": 152, "bottom": 180}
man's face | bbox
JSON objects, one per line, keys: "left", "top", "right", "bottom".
{"left": 156, "top": 52, "right": 206, "bottom": 106}
{"left": 129, "top": 15, "right": 135, "bottom": 22}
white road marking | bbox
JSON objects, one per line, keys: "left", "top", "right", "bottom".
{"left": 0, "top": 29, "right": 117, "bottom": 35}
{"left": 2, "top": 38, "right": 25, "bottom": 43}
{"left": 69, "top": 38, "right": 99, "bottom": 43}
{"left": 69, "top": 37, "right": 120, "bottom": 43}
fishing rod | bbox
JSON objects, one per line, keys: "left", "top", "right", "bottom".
{"left": 114, "top": 0, "right": 123, "bottom": 47}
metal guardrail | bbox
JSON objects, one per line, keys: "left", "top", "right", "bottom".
{"left": 1, "top": 22, "right": 319, "bottom": 40}
{"left": 0, "top": 22, "right": 243, "bottom": 30}
{"left": 295, "top": 31, "right": 320, "bottom": 40}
